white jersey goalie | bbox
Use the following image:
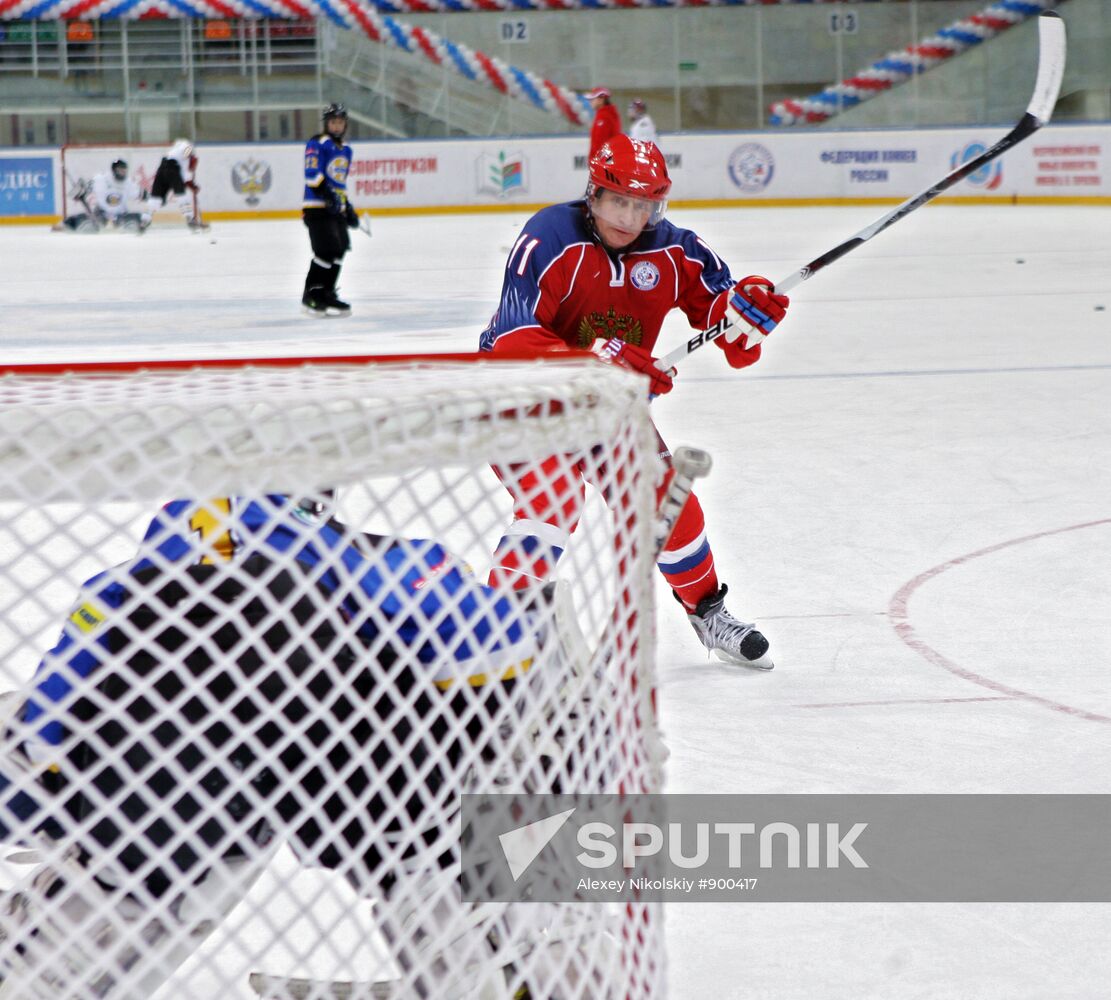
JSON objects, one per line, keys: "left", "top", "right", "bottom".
{"left": 56, "top": 159, "right": 151, "bottom": 234}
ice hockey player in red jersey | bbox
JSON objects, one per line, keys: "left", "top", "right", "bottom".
{"left": 584, "top": 87, "right": 621, "bottom": 158}
{"left": 479, "top": 134, "right": 789, "bottom": 670}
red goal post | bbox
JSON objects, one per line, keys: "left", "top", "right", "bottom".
{"left": 0, "top": 353, "right": 666, "bottom": 999}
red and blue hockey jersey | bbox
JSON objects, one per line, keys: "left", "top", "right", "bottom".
{"left": 479, "top": 200, "right": 735, "bottom": 356}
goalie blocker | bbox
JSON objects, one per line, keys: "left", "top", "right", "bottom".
{"left": 0, "top": 494, "right": 576, "bottom": 998}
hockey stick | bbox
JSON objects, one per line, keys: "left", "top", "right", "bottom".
{"left": 62, "top": 169, "right": 101, "bottom": 233}
{"left": 358, "top": 212, "right": 373, "bottom": 239}
{"left": 78, "top": 192, "right": 102, "bottom": 232}
{"left": 188, "top": 184, "right": 212, "bottom": 231}
{"left": 655, "top": 445, "right": 712, "bottom": 556}
{"left": 656, "top": 9, "right": 1067, "bottom": 375}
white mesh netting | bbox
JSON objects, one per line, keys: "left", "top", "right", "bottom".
{"left": 0, "top": 356, "right": 666, "bottom": 1000}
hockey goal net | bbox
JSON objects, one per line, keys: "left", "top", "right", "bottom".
{"left": 0, "top": 354, "right": 665, "bottom": 999}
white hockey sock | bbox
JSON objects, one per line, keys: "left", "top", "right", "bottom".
{"left": 177, "top": 196, "right": 195, "bottom": 224}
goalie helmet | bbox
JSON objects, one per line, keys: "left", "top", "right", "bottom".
{"left": 587, "top": 134, "right": 670, "bottom": 229}
{"left": 111, "top": 159, "right": 127, "bottom": 181}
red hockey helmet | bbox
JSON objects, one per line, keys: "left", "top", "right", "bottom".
{"left": 587, "top": 135, "right": 671, "bottom": 231}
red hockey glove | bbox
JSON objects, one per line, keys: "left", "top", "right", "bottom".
{"left": 593, "top": 337, "right": 674, "bottom": 396}
{"left": 718, "top": 275, "right": 790, "bottom": 369}
{"left": 730, "top": 275, "right": 789, "bottom": 336}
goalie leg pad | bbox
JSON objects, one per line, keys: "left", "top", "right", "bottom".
{"left": 0, "top": 848, "right": 270, "bottom": 999}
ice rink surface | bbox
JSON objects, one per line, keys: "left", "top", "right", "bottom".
{"left": 3, "top": 201, "right": 1111, "bottom": 998}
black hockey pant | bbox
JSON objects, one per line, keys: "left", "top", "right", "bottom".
{"left": 303, "top": 208, "right": 350, "bottom": 297}
{"left": 150, "top": 158, "right": 185, "bottom": 203}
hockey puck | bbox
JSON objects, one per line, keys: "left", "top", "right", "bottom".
{"left": 1015, "top": 258, "right": 1025, "bottom": 264}
{"left": 1096, "top": 305, "right": 1105, "bottom": 311}
{"left": 210, "top": 238, "right": 217, "bottom": 245}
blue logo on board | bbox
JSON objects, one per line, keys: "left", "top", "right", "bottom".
{"left": 0, "top": 157, "right": 55, "bottom": 215}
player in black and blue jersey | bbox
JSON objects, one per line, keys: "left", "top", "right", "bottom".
{"left": 302, "top": 103, "right": 360, "bottom": 317}
{"left": 2, "top": 492, "right": 543, "bottom": 860}
{"left": 0, "top": 493, "right": 562, "bottom": 996}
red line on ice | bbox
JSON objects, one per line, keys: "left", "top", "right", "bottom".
{"left": 889, "top": 518, "right": 1111, "bottom": 724}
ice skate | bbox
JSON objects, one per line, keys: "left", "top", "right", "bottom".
{"left": 322, "top": 289, "right": 351, "bottom": 317}
{"left": 685, "top": 584, "right": 773, "bottom": 670}
{"left": 301, "top": 289, "right": 329, "bottom": 318}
